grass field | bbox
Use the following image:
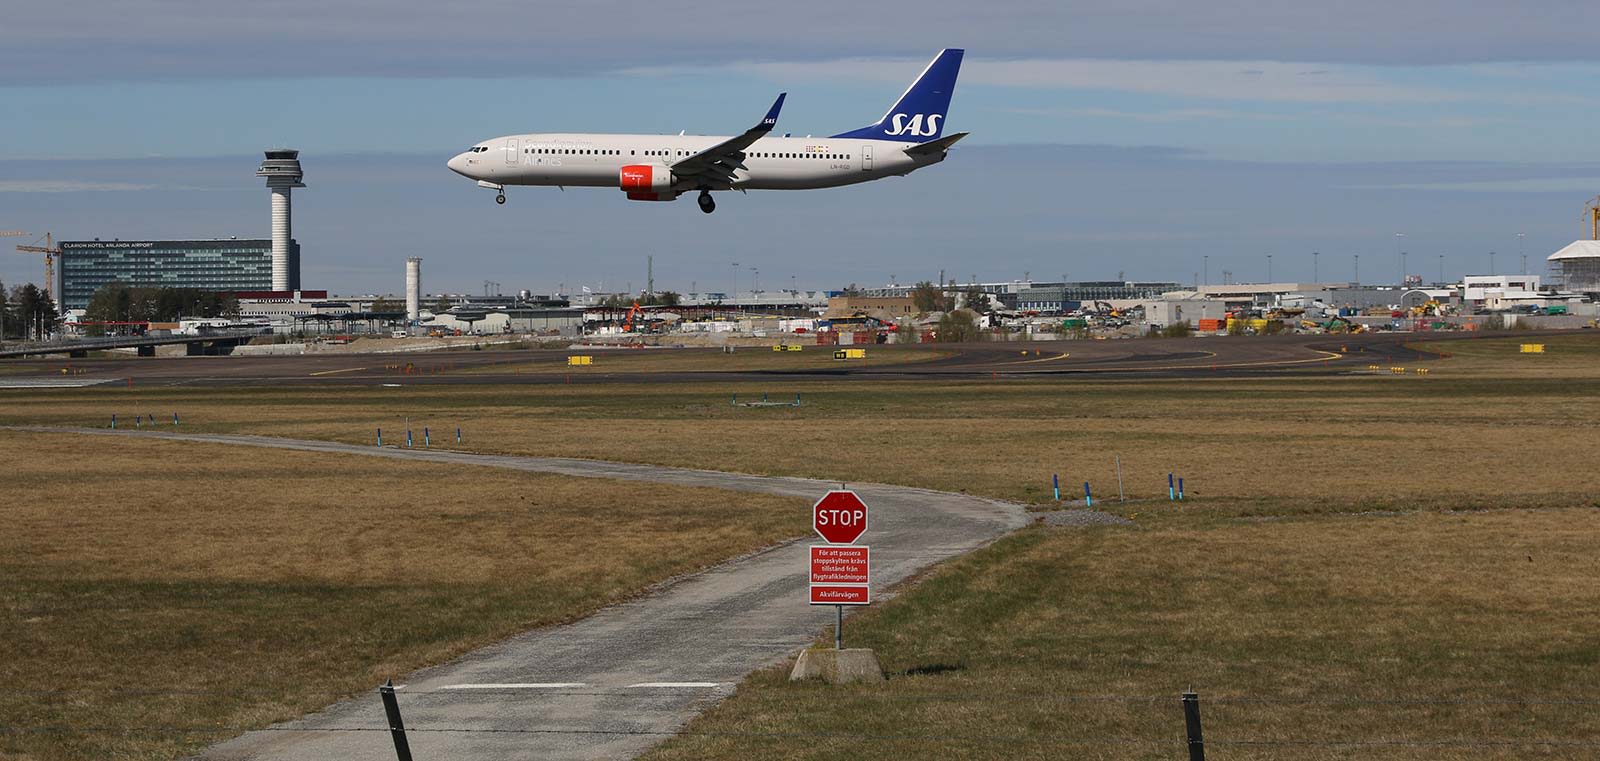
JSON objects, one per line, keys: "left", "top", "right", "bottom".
{"left": 0, "top": 431, "right": 806, "bottom": 761}
{"left": 645, "top": 509, "right": 1600, "bottom": 760}
{"left": 1, "top": 334, "right": 1597, "bottom": 513}
{"left": 3, "top": 332, "right": 1597, "bottom": 758}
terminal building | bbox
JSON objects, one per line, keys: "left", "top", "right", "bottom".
{"left": 57, "top": 238, "right": 300, "bottom": 311}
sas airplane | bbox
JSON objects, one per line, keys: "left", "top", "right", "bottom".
{"left": 447, "top": 48, "right": 965, "bottom": 214}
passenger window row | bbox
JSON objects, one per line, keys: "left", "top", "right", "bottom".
{"left": 503, "top": 146, "right": 851, "bottom": 161}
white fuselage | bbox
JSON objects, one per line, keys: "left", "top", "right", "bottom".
{"left": 449, "top": 133, "right": 940, "bottom": 192}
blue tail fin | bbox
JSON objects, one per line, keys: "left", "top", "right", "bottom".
{"left": 832, "top": 48, "right": 963, "bottom": 143}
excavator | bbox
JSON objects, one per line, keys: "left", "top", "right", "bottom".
{"left": 622, "top": 301, "right": 644, "bottom": 332}
{"left": 1323, "top": 315, "right": 1367, "bottom": 334}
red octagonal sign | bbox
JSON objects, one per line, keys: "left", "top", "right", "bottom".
{"left": 813, "top": 490, "right": 869, "bottom": 544}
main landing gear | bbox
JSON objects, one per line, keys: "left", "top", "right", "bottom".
{"left": 697, "top": 190, "right": 716, "bottom": 214}
{"left": 495, "top": 193, "right": 506, "bottom": 205}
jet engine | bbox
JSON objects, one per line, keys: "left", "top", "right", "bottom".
{"left": 620, "top": 165, "right": 677, "bottom": 201}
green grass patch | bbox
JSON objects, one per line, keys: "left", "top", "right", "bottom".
{"left": 648, "top": 509, "right": 1600, "bottom": 760}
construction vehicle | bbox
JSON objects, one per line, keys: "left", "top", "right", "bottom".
{"left": 1324, "top": 315, "right": 1367, "bottom": 334}
{"left": 1407, "top": 300, "right": 1445, "bottom": 318}
{"left": 621, "top": 301, "right": 643, "bottom": 332}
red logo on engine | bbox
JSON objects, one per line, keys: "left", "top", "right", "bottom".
{"left": 620, "top": 165, "right": 652, "bottom": 191}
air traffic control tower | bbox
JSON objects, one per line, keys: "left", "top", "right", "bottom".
{"left": 256, "top": 149, "right": 305, "bottom": 291}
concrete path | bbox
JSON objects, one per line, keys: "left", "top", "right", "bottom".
{"left": 17, "top": 428, "right": 1026, "bottom": 760}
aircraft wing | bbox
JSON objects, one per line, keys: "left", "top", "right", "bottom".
{"left": 670, "top": 93, "right": 785, "bottom": 187}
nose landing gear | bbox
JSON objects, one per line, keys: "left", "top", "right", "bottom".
{"left": 697, "top": 191, "right": 716, "bottom": 214}
{"left": 495, "top": 194, "right": 506, "bottom": 205}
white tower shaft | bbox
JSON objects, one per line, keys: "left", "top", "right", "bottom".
{"left": 405, "top": 258, "right": 422, "bottom": 320}
{"left": 271, "top": 188, "right": 292, "bottom": 291}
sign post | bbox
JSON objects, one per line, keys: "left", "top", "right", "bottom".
{"left": 810, "top": 490, "right": 870, "bottom": 649}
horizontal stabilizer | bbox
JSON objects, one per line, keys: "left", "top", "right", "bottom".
{"left": 904, "top": 132, "right": 969, "bottom": 157}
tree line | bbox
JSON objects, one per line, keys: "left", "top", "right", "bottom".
{"left": 83, "top": 284, "right": 239, "bottom": 330}
{"left": 598, "top": 292, "right": 682, "bottom": 308}
{"left": 0, "top": 281, "right": 61, "bottom": 340}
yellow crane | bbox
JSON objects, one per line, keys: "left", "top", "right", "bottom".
{"left": 15, "top": 233, "right": 63, "bottom": 295}
{"left": 1587, "top": 196, "right": 1600, "bottom": 240}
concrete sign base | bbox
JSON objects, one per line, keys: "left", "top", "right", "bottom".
{"left": 789, "top": 648, "right": 885, "bottom": 684}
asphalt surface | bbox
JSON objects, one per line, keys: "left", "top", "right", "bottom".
{"left": 0, "top": 332, "right": 1464, "bottom": 387}
{"left": 23, "top": 428, "right": 1027, "bottom": 761}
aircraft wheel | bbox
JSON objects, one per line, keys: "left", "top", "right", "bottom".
{"left": 698, "top": 192, "right": 715, "bottom": 214}
{"left": 495, "top": 194, "right": 506, "bottom": 205}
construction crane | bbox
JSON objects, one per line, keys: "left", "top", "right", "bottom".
{"left": 15, "top": 233, "right": 62, "bottom": 295}
{"left": 1586, "top": 196, "right": 1600, "bottom": 240}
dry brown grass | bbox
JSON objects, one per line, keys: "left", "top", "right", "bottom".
{"left": 454, "top": 344, "right": 951, "bottom": 374}
{"left": 648, "top": 509, "right": 1600, "bottom": 760}
{"left": 4, "top": 350, "right": 1596, "bottom": 513}
{"left": 0, "top": 430, "right": 806, "bottom": 761}
{"left": 2, "top": 332, "right": 1595, "bottom": 758}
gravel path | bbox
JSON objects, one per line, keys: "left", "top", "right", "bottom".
{"left": 1038, "top": 509, "right": 1134, "bottom": 527}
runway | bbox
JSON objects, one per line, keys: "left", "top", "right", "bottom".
{"left": 0, "top": 332, "right": 1452, "bottom": 388}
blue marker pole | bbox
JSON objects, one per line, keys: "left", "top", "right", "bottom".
{"left": 173, "top": 412, "right": 180, "bottom": 426}
{"left": 1178, "top": 478, "right": 1185, "bottom": 501}
{"left": 406, "top": 429, "right": 413, "bottom": 448}
{"left": 1052, "top": 473, "right": 1060, "bottom": 501}
{"left": 376, "top": 428, "right": 382, "bottom": 447}
{"left": 1168, "top": 473, "right": 1176, "bottom": 501}
{"left": 1084, "top": 482, "right": 1093, "bottom": 508}
{"left": 135, "top": 415, "right": 142, "bottom": 427}
{"left": 111, "top": 414, "right": 117, "bottom": 430}
{"left": 424, "top": 427, "right": 430, "bottom": 448}
{"left": 456, "top": 427, "right": 462, "bottom": 444}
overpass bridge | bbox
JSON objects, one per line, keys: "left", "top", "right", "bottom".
{"left": 0, "top": 331, "right": 265, "bottom": 359}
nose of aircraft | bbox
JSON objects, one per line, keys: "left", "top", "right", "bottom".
{"left": 447, "top": 152, "right": 471, "bottom": 178}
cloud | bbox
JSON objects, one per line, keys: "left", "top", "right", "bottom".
{"left": 0, "top": 180, "right": 161, "bottom": 193}
{"left": 1049, "top": 107, "right": 1302, "bottom": 123}
{"left": 4, "top": 1, "right": 1600, "bottom": 84}
{"left": 1343, "top": 177, "right": 1600, "bottom": 193}
{"left": 704, "top": 58, "right": 1466, "bottom": 104}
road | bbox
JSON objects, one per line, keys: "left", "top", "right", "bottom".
{"left": 0, "top": 332, "right": 1458, "bottom": 387}
{"left": 25, "top": 429, "right": 1026, "bottom": 761}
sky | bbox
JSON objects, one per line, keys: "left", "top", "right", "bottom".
{"left": 4, "top": 1, "right": 1600, "bottom": 295}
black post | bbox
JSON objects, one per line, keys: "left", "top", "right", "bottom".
{"left": 379, "top": 679, "right": 414, "bottom": 761}
{"left": 1182, "top": 691, "right": 1205, "bottom": 761}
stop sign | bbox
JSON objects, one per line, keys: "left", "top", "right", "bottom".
{"left": 813, "top": 490, "right": 868, "bottom": 544}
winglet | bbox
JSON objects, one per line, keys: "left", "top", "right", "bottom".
{"left": 758, "top": 93, "right": 786, "bottom": 132}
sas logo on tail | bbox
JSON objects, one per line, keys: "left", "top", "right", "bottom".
{"left": 885, "top": 113, "right": 941, "bottom": 137}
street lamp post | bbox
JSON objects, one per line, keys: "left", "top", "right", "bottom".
{"left": 1313, "top": 251, "right": 1319, "bottom": 282}
{"left": 1489, "top": 252, "right": 1496, "bottom": 276}
{"left": 1354, "top": 254, "right": 1360, "bottom": 285}
{"left": 1203, "top": 255, "right": 1209, "bottom": 287}
{"left": 1518, "top": 232, "right": 1526, "bottom": 275}
{"left": 1438, "top": 254, "right": 1445, "bottom": 286}
{"left": 1394, "top": 233, "right": 1404, "bottom": 286}
{"left": 1266, "top": 254, "right": 1273, "bottom": 283}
